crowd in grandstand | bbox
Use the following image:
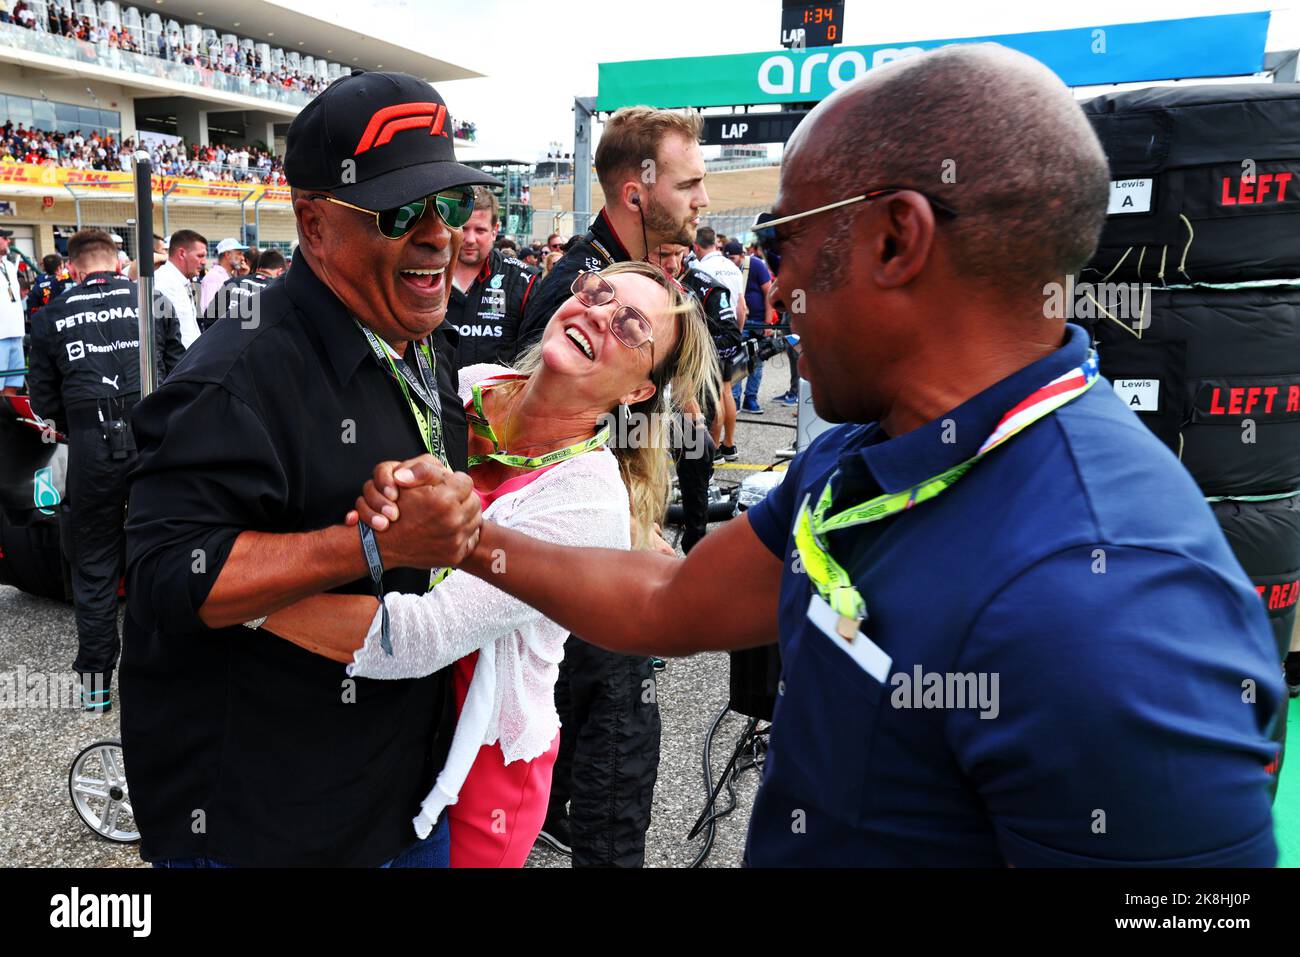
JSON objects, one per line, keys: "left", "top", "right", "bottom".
{"left": 1, "top": 121, "right": 121, "bottom": 171}
{"left": 0, "top": 6, "right": 480, "bottom": 155}
{"left": 0, "top": 120, "right": 288, "bottom": 184}
{"left": 0, "top": 2, "right": 482, "bottom": 153}
{"left": 2, "top": 1, "right": 328, "bottom": 98}
{"left": 142, "top": 139, "right": 287, "bottom": 184}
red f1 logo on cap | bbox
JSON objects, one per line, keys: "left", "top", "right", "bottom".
{"left": 355, "top": 102, "right": 448, "bottom": 155}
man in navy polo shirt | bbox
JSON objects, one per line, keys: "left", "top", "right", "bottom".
{"left": 375, "top": 44, "right": 1283, "bottom": 865}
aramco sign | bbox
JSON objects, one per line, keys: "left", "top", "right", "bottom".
{"left": 755, "top": 46, "right": 923, "bottom": 96}
{"left": 596, "top": 12, "right": 1270, "bottom": 111}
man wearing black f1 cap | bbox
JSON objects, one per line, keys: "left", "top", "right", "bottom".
{"left": 121, "top": 71, "right": 496, "bottom": 867}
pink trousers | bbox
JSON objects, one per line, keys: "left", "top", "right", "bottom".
{"left": 448, "top": 653, "right": 560, "bottom": 868}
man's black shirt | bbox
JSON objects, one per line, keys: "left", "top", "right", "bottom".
{"left": 517, "top": 208, "right": 632, "bottom": 349}
{"left": 445, "top": 248, "right": 538, "bottom": 369}
{"left": 120, "top": 251, "right": 468, "bottom": 867}
{"left": 27, "top": 272, "right": 184, "bottom": 430}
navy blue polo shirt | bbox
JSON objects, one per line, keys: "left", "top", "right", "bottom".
{"left": 745, "top": 324, "right": 1282, "bottom": 866}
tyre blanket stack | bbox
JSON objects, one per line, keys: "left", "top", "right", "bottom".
{"left": 1081, "top": 84, "right": 1300, "bottom": 785}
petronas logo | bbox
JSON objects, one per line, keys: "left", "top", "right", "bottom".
{"left": 33, "top": 467, "right": 60, "bottom": 515}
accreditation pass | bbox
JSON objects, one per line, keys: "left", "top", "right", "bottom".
{"left": 806, "top": 593, "right": 892, "bottom": 683}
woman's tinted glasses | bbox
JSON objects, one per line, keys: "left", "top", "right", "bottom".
{"left": 752, "top": 186, "right": 959, "bottom": 259}
{"left": 307, "top": 186, "right": 476, "bottom": 240}
{"left": 570, "top": 272, "right": 657, "bottom": 368}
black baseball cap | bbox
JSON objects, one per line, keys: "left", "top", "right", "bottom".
{"left": 285, "top": 71, "right": 500, "bottom": 210}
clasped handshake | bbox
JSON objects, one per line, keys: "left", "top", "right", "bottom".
{"left": 343, "top": 454, "right": 483, "bottom": 570}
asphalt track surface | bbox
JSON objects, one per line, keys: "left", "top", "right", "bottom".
{"left": 0, "top": 353, "right": 801, "bottom": 869}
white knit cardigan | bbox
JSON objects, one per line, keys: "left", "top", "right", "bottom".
{"left": 346, "top": 364, "right": 632, "bottom": 838}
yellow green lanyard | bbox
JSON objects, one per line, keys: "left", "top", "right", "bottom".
{"left": 466, "top": 376, "right": 610, "bottom": 470}
{"left": 355, "top": 324, "right": 452, "bottom": 655}
{"left": 356, "top": 322, "right": 447, "bottom": 465}
{"left": 795, "top": 352, "right": 1100, "bottom": 642}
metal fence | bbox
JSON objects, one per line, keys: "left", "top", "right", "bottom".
{"left": 703, "top": 158, "right": 781, "bottom": 173}
{"left": 53, "top": 190, "right": 296, "bottom": 254}
{"left": 700, "top": 205, "right": 765, "bottom": 243}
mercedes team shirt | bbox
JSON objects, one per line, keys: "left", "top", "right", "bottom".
{"left": 744, "top": 323, "right": 1282, "bottom": 866}
{"left": 445, "top": 247, "right": 537, "bottom": 368}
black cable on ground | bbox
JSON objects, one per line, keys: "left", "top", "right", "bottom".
{"left": 689, "top": 702, "right": 733, "bottom": 868}
{"left": 734, "top": 726, "right": 769, "bottom": 779}
{"left": 689, "top": 711, "right": 770, "bottom": 867}
{"left": 733, "top": 418, "right": 798, "bottom": 430}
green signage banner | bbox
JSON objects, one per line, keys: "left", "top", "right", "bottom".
{"left": 596, "top": 12, "right": 1270, "bottom": 111}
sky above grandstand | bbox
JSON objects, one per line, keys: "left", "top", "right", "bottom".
{"left": 306, "top": 0, "right": 1300, "bottom": 159}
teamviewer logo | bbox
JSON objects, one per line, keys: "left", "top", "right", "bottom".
{"left": 66, "top": 341, "right": 85, "bottom": 361}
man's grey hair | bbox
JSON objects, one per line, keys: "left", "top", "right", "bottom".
{"left": 811, "top": 44, "right": 1110, "bottom": 288}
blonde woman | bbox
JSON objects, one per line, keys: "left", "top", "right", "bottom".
{"left": 264, "top": 261, "right": 718, "bottom": 866}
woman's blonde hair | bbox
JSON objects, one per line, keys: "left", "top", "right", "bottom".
{"left": 511, "top": 260, "right": 720, "bottom": 548}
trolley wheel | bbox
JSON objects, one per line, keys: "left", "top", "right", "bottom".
{"left": 69, "top": 740, "right": 140, "bottom": 843}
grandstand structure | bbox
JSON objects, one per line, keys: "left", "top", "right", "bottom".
{"left": 0, "top": 0, "right": 481, "bottom": 261}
